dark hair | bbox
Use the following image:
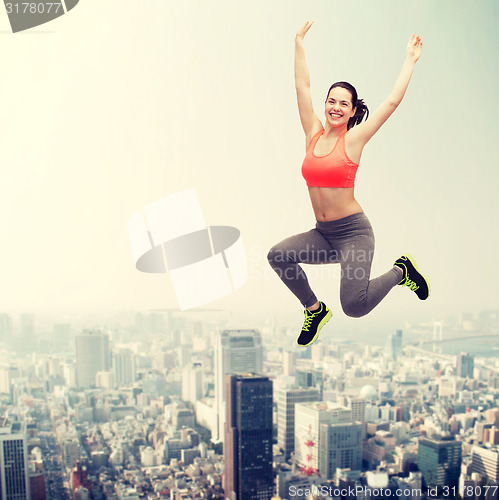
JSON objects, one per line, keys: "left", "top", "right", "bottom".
{"left": 325, "top": 81, "right": 369, "bottom": 130}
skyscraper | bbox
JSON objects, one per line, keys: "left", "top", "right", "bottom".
{"left": 224, "top": 374, "right": 273, "bottom": 500}
{"left": 277, "top": 387, "right": 320, "bottom": 460}
{"left": 343, "top": 396, "right": 367, "bottom": 438}
{"left": 214, "top": 330, "right": 263, "bottom": 441}
{"left": 319, "top": 421, "right": 363, "bottom": 479}
{"left": 282, "top": 351, "right": 296, "bottom": 377}
{"left": 0, "top": 422, "right": 30, "bottom": 499}
{"left": 182, "top": 363, "right": 203, "bottom": 405}
{"left": 113, "top": 349, "right": 136, "bottom": 387}
{"left": 294, "top": 402, "right": 353, "bottom": 474}
{"left": 75, "top": 330, "right": 110, "bottom": 387}
{"left": 457, "top": 352, "right": 475, "bottom": 379}
{"left": 385, "top": 329, "right": 403, "bottom": 360}
{"left": 418, "top": 436, "right": 462, "bottom": 491}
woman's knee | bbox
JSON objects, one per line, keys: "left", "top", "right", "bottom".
{"left": 267, "top": 245, "right": 294, "bottom": 266}
{"left": 267, "top": 246, "right": 280, "bottom": 266}
{"left": 341, "top": 298, "right": 369, "bottom": 318}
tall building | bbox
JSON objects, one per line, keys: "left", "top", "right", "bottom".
{"left": 386, "top": 329, "right": 403, "bottom": 360}
{"left": 214, "top": 330, "right": 263, "bottom": 441}
{"left": 75, "top": 330, "right": 110, "bottom": 387}
{"left": 320, "top": 421, "right": 363, "bottom": 479}
{"left": 177, "top": 346, "right": 191, "bottom": 368}
{"left": 282, "top": 351, "right": 296, "bottom": 377}
{"left": 343, "top": 396, "right": 367, "bottom": 438}
{"left": 182, "top": 363, "right": 203, "bottom": 405}
{"left": 113, "top": 349, "right": 136, "bottom": 387}
{"left": 457, "top": 352, "right": 475, "bottom": 378}
{"left": 294, "top": 402, "right": 353, "bottom": 474}
{"left": 277, "top": 387, "right": 320, "bottom": 460}
{"left": 471, "top": 445, "right": 499, "bottom": 483}
{"left": 418, "top": 436, "right": 462, "bottom": 491}
{"left": 224, "top": 374, "right": 273, "bottom": 500}
{"left": 0, "top": 422, "right": 30, "bottom": 499}
{"left": 0, "top": 365, "right": 19, "bottom": 398}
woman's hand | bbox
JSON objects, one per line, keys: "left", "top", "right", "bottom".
{"left": 406, "top": 34, "right": 423, "bottom": 63}
{"left": 295, "top": 21, "right": 314, "bottom": 42}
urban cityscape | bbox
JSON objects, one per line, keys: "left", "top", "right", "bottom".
{"left": 0, "top": 309, "right": 498, "bottom": 499}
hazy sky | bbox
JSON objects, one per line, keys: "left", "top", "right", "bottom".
{"left": 1, "top": 0, "right": 498, "bottom": 324}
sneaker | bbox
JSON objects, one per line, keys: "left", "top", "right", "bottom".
{"left": 394, "top": 254, "right": 430, "bottom": 300}
{"left": 297, "top": 302, "right": 332, "bottom": 346}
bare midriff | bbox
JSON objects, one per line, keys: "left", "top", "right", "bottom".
{"left": 308, "top": 186, "right": 363, "bottom": 222}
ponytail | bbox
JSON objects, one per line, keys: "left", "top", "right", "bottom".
{"left": 348, "top": 98, "right": 369, "bottom": 130}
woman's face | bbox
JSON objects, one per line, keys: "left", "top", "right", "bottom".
{"left": 325, "top": 87, "right": 356, "bottom": 128}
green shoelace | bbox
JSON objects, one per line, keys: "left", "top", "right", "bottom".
{"left": 302, "top": 309, "right": 319, "bottom": 331}
{"left": 402, "top": 278, "right": 419, "bottom": 291}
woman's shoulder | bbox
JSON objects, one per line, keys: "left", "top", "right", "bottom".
{"left": 305, "top": 125, "right": 324, "bottom": 150}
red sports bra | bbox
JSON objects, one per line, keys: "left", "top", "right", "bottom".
{"left": 301, "top": 130, "right": 359, "bottom": 188}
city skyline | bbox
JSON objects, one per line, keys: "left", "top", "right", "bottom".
{"left": 2, "top": 316, "right": 499, "bottom": 498}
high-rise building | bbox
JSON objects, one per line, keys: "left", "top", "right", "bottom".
{"left": 29, "top": 462, "right": 45, "bottom": 500}
{"left": 319, "top": 421, "right": 363, "bottom": 479}
{"left": 62, "top": 361, "right": 76, "bottom": 387}
{"left": 177, "top": 346, "right": 191, "bottom": 368}
{"left": 0, "top": 422, "right": 30, "bottom": 499}
{"left": 385, "top": 330, "right": 403, "bottom": 360}
{"left": 457, "top": 353, "right": 475, "bottom": 378}
{"left": 471, "top": 445, "right": 499, "bottom": 483}
{"left": 224, "top": 374, "right": 273, "bottom": 500}
{"left": 0, "top": 365, "right": 19, "bottom": 398}
{"left": 63, "top": 439, "right": 81, "bottom": 470}
{"left": 418, "top": 436, "right": 462, "bottom": 491}
{"left": 282, "top": 351, "right": 296, "bottom": 377}
{"left": 277, "top": 387, "right": 320, "bottom": 460}
{"left": 294, "top": 402, "right": 353, "bottom": 475}
{"left": 75, "top": 330, "right": 110, "bottom": 387}
{"left": 182, "top": 363, "right": 203, "bottom": 405}
{"left": 214, "top": 330, "right": 263, "bottom": 441}
{"left": 343, "top": 396, "right": 367, "bottom": 438}
{"left": 113, "top": 349, "right": 136, "bottom": 387}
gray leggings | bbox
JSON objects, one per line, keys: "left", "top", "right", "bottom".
{"left": 267, "top": 212, "right": 403, "bottom": 317}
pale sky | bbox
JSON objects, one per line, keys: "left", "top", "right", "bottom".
{"left": 0, "top": 0, "right": 497, "bottom": 323}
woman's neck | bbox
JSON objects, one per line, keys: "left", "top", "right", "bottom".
{"left": 323, "top": 124, "right": 348, "bottom": 138}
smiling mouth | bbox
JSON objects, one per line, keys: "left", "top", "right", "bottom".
{"left": 330, "top": 113, "right": 343, "bottom": 118}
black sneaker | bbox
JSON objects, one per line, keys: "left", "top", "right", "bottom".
{"left": 297, "top": 302, "right": 332, "bottom": 346}
{"left": 394, "top": 254, "right": 430, "bottom": 300}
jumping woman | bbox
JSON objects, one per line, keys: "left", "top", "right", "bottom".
{"left": 267, "top": 21, "right": 430, "bottom": 347}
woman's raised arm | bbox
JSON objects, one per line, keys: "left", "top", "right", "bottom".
{"left": 295, "top": 21, "right": 322, "bottom": 143}
{"left": 350, "top": 34, "right": 423, "bottom": 147}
